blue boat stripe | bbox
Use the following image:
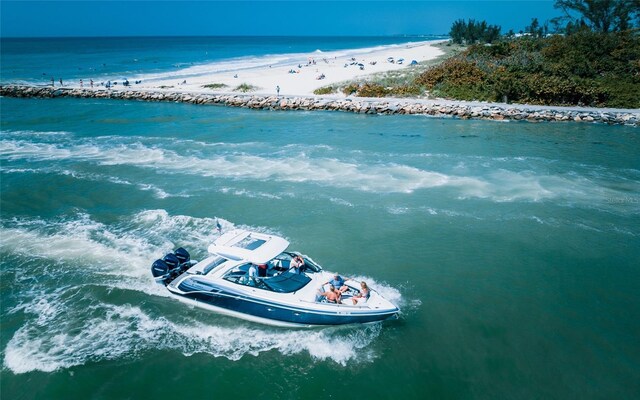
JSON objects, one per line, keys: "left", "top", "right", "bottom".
{"left": 173, "top": 287, "right": 397, "bottom": 317}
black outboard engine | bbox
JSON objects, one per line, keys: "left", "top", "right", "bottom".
{"left": 151, "top": 259, "right": 170, "bottom": 280}
{"left": 163, "top": 253, "right": 180, "bottom": 270}
{"left": 174, "top": 247, "right": 190, "bottom": 264}
{"left": 151, "top": 248, "right": 194, "bottom": 285}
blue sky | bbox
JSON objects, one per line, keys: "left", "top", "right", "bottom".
{"left": 1, "top": 1, "right": 559, "bottom": 37}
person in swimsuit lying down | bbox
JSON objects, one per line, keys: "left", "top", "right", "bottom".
{"left": 316, "top": 284, "right": 341, "bottom": 303}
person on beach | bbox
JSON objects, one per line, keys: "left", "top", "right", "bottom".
{"left": 80, "top": 79, "right": 83, "bottom": 88}
{"left": 59, "top": 78, "right": 63, "bottom": 86}
{"left": 90, "top": 79, "right": 94, "bottom": 88}
{"left": 316, "top": 285, "right": 341, "bottom": 303}
{"left": 51, "top": 77, "right": 55, "bottom": 87}
{"left": 325, "top": 273, "right": 349, "bottom": 293}
{"left": 351, "top": 281, "right": 370, "bottom": 305}
{"left": 276, "top": 85, "right": 280, "bottom": 96}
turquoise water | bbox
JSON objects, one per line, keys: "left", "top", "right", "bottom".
{"left": 1, "top": 35, "right": 640, "bottom": 399}
{"left": 1, "top": 96, "right": 639, "bottom": 399}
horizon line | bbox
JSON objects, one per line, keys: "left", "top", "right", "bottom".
{"left": 0, "top": 33, "right": 450, "bottom": 40}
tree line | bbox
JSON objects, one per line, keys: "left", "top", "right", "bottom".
{"left": 430, "top": 0, "right": 640, "bottom": 108}
{"left": 449, "top": 0, "right": 640, "bottom": 44}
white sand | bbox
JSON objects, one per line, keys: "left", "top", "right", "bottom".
{"left": 136, "top": 40, "right": 445, "bottom": 97}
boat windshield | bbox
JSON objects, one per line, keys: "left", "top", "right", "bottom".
{"left": 223, "top": 263, "right": 311, "bottom": 293}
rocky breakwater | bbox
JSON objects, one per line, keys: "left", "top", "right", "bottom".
{"left": 1, "top": 85, "right": 638, "bottom": 126}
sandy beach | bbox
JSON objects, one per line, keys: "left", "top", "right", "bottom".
{"left": 133, "top": 40, "right": 445, "bottom": 97}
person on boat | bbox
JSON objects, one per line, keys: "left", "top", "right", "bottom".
{"left": 257, "top": 263, "right": 268, "bottom": 277}
{"left": 351, "top": 281, "right": 370, "bottom": 305}
{"left": 316, "top": 285, "right": 341, "bottom": 303}
{"left": 247, "top": 264, "right": 259, "bottom": 286}
{"left": 325, "top": 274, "right": 349, "bottom": 293}
{"left": 289, "top": 255, "right": 305, "bottom": 274}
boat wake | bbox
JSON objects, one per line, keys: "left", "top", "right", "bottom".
{"left": 1, "top": 210, "right": 403, "bottom": 373}
{"left": 3, "top": 292, "right": 384, "bottom": 374}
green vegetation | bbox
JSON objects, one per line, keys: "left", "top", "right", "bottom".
{"left": 202, "top": 83, "right": 228, "bottom": 90}
{"left": 313, "top": 86, "right": 337, "bottom": 95}
{"left": 416, "top": 30, "right": 639, "bottom": 107}
{"left": 553, "top": 0, "right": 640, "bottom": 33}
{"left": 450, "top": 19, "right": 501, "bottom": 44}
{"left": 233, "top": 83, "right": 259, "bottom": 93}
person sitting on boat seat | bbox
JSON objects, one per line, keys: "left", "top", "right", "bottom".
{"left": 289, "top": 255, "right": 305, "bottom": 274}
{"left": 257, "top": 263, "right": 268, "bottom": 277}
{"left": 325, "top": 274, "right": 349, "bottom": 293}
{"left": 351, "top": 281, "right": 370, "bottom": 305}
{"left": 316, "top": 285, "right": 341, "bottom": 303}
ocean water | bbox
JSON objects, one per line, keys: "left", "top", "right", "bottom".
{"left": 1, "top": 37, "right": 640, "bottom": 399}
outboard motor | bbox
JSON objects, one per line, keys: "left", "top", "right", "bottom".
{"left": 151, "top": 249, "right": 195, "bottom": 285}
{"left": 151, "top": 259, "right": 170, "bottom": 280}
{"left": 174, "top": 247, "right": 190, "bottom": 264}
{"left": 163, "top": 253, "right": 180, "bottom": 270}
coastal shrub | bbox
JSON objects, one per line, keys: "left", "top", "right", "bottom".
{"left": 233, "top": 83, "right": 258, "bottom": 93}
{"left": 313, "top": 86, "right": 336, "bottom": 95}
{"left": 342, "top": 84, "right": 359, "bottom": 96}
{"left": 414, "top": 31, "right": 640, "bottom": 108}
{"left": 388, "top": 85, "right": 423, "bottom": 97}
{"left": 203, "top": 83, "right": 228, "bottom": 89}
{"left": 356, "top": 83, "right": 390, "bottom": 97}
{"left": 416, "top": 58, "right": 488, "bottom": 95}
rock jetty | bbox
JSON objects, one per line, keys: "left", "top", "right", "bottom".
{"left": 1, "top": 85, "right": 638, "bottom": 126}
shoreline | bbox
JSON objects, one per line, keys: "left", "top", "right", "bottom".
{"left": 108, "top": 39, "right": 447, "bottom": 97}
{"left": 1, "top": 85, "right": 638, "bottom": 126}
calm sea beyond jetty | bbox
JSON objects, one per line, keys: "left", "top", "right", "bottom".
{"left": 2, "top": 28, "right": 640, "bottom": 400}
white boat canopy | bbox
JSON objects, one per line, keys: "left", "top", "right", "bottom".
{"left": 207, "top": 229, "right": 290, "bottom": 264}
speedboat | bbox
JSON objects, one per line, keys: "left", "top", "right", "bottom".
{"left": 150, "top": 229, "right": 400, "bottom": 327}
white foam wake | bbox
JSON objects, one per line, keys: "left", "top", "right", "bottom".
{"left": 5, "top": 135, "right": 631, "bottom": 204}
{"left": 1, "top": 210, "right": 404, "bottom": 373}
{"left": 3, "top": 297, "right": 382, "bottom": 373}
